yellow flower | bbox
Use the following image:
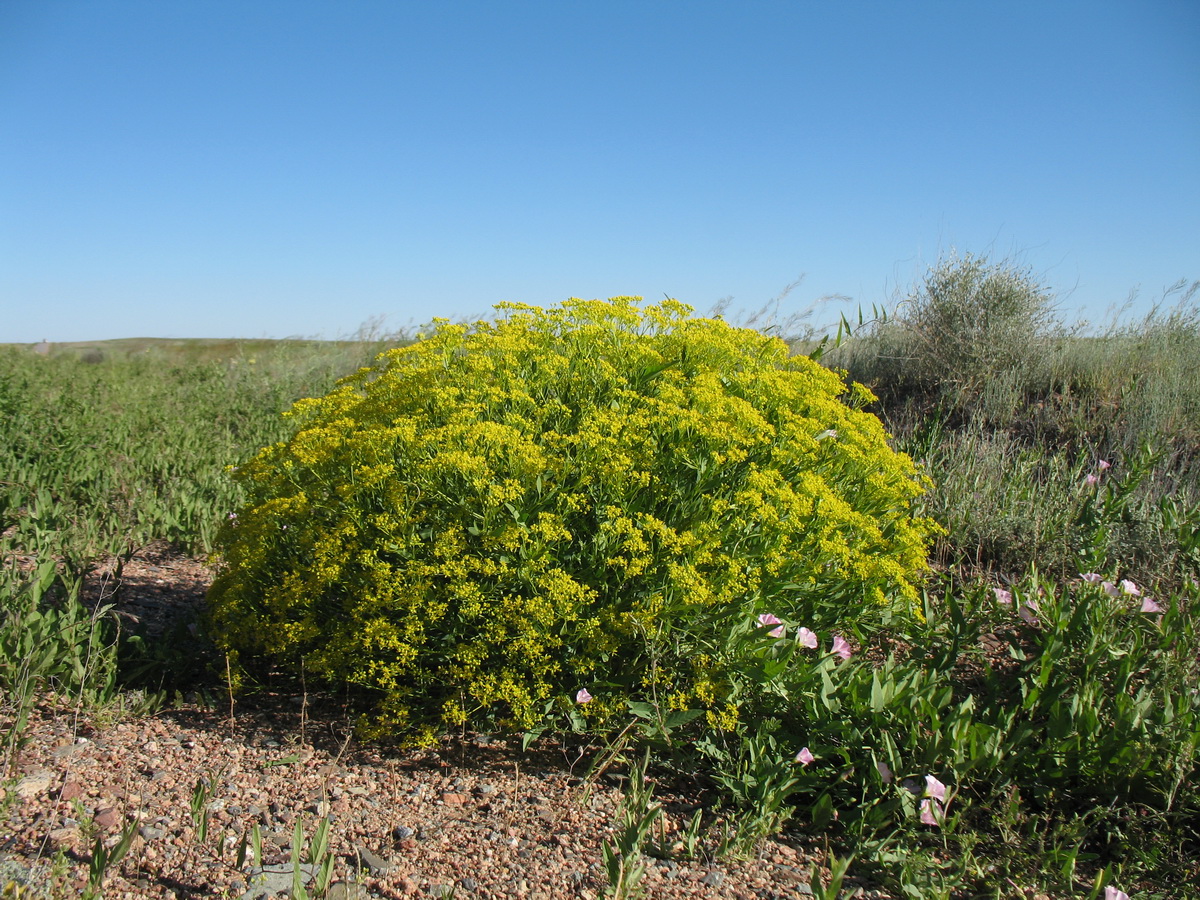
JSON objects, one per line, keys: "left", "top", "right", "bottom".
{"left": 209, "top": 296, "right": 936, "bottom": 742}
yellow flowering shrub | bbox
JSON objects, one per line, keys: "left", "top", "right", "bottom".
{"left": 208, "top": 297, "right": 936, "bottom": 742}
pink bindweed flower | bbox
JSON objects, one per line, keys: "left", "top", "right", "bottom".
{"left": 925, "top": 775, "right": 947, "bottom": 801}
{"left": 1141, "top": 596, "right": 1163, "bottom": 614}
{"left": 1102, "top": 581, "right": 1121, "bottom": 599}
{"left": 1103, "top": 887, "right": 1130, "bottom": 900}
{"left": 1080, "top": 572, "right": 1104, "bottom": 584}
{"left": 795, "top": 747, "right": 815, "bottom": 766}
{"left": 757, "top": 613, "right": 785, "bottom": 638}
{"left": 876, "top": 760, "right": 893, "bottom": 784}
{"left": 1018, "top": 603, "right": 1038, "bottom": 625}
{"left": 1120, "top": 579, "right": 1141, "bottom": 597}
{"left": 993, "top": 587, "right": 1013, "bottom": 605}
{"left": 919, "top": 798, "right": 942, "bottom": 826}
{"left": 1086, "top": 473, "right": 1100, "bottom": 486}
{"left": 575, "top": 689, "right": 593, "bottom": 704}
{"left": 1098, "top": 459, "right": 1111, "bottom": 471}
{"left": 831, "top": 634, "right": 852, "bottom": 661}
{"left": 796, "top": 627, "right": 818, "bottom": 649}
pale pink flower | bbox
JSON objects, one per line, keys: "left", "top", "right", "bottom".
{"left": 919, "top": 797, "right": 942, "bottom": 826}
{"left": 1103, "top": 887, "right": 1130, "bottom": 900}
{"left": 1086, "top": 473, "right": 1100, "bottom": 486}
{"left": 1141, "top": 596, "right": 1163, "bottom": 614}
{"left": 1098, "top": 460, "right": 1111, "bottom": 471}
{"left": 1120, "top": 579, "right": 1141, "bottom": 597}
{"left": 993, "top": 587, "right": 1013, "bottom": 605}
{"left": 795, "top": 747, "right": 815, "bottom": 766}
{"left": 1080, "top": 572, "right": 1104, "bottom": 584}
{"left": 831, "top": 634, "right": 852, "bottom": 661}
{"left": 757, "top": 613, "right": 785, "bottom": 638}
{"left": 796, "top": 627, "right": 818, "bottom": 649}
{"left": 1102, "top": 581, "right": 1121, "bottom": 598}
{"left": 925, "top": 775, "right": 947, "bottom": 801}
{"left": 876, "top": 760, "right": 893, "bottom": 784}
{"left": 1018, "top": 604, "right": 1038, "bottom": 625}
{"left": 575, "top": 688, "right": 593, "bottom": 704}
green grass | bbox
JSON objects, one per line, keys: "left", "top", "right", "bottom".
{"left": 0, "top": 336, "right": 407, "bottom": 568}
{"left": 827, "top": 273, "right": 1200, "bottom": 591}
{"left": 2, "top": 269, "right": 1198, "bottom": 898}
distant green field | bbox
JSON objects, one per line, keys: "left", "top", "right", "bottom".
{"left": 1, "top": 335, "right": 390, "bottom": 364}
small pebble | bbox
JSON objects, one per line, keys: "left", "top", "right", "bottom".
{"left": 326, "top": 882, "right": 366, "bottom": 900}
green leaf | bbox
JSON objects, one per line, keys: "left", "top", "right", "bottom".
{"left": 663, "top": 709, "right": 704, "bottom": 730}
{"left": 870, "top": 669, "right": 887, "bottom": 712}
{"left": 520, "top": 727, "right": 545, "bottom": 752}
{"left": 626, "top": 700, "right": 657, "bottom": 720}
{"left": 810, "top": 792, "right": 836, "bottom": 830}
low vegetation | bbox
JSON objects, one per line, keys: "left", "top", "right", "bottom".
{"left": 2, "top": 258, "right": 1198, "bottom": 898}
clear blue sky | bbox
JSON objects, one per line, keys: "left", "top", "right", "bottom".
{"left": 2, "top": 1, "right": 1197, "bottom": 343}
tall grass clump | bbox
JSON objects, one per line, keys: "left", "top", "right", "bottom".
{"left": 1051, "top": 280, "right": 1200, "bottom": 453}
{"left": 828, "top": 257, "right": 1200, "bottom": 588}
{"left": 208, "top": 297, "right": 938, "bottom": 745}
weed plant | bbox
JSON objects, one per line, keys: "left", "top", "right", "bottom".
{"left": 602, "top": 750, "right": 662, "bottom": 899}
{"left": 0, "top": 560, "right": 119, "bottom": 775}
{"left": 208, "top": 297, "right": 936, "bottom": 742}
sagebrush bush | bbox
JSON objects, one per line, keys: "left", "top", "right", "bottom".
{"left": 208, "top": 297, "right": 937, "bottom": 743}
{"left": 843, "top": 252, "right": 1061, "bottom": 411}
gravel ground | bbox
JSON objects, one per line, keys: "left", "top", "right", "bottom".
{"left": 1, "top": 548, "right": 899, "bottom": 899}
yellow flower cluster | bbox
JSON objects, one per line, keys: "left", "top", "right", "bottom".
{"left": 208, "top": 297, "right": 937, "bottom": 742}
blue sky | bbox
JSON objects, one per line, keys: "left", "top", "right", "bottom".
{"left": 2, "top": 1, "right": 1197, "bottom": 343}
